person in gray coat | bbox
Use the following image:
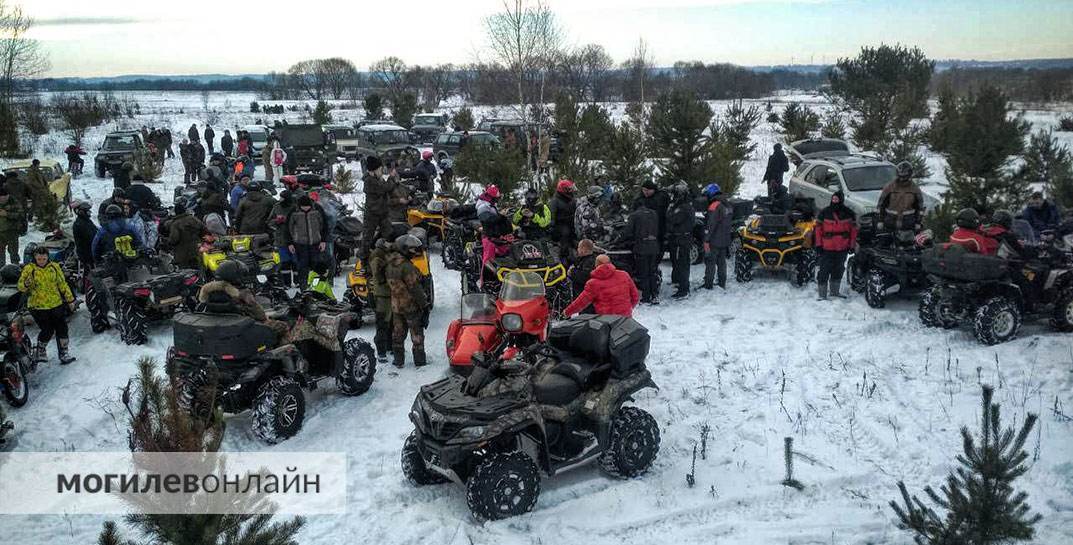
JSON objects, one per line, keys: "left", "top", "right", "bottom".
{"left": 702, "top": 183, "right": 733, "bottom": 290}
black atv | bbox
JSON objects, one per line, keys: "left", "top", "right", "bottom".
{"left": 919, "top": 244, "right": 1073, "bottom": 345}
{"left": 442, "top": 203, "right": 480, "bottom": 272}
{"left": 848, "top": 213, "right": 933, "bottom": 308}
{"left": 403, "top": 315, "right": 660, "bottom": 520}
{"left": 333, "top": 212, "right": 364, "bottom": 273}
{"left": 0, "top": 283, "right": 31, "bottom": 408}
{"left": 84, "top": 250, "right": 202, "bottom": 345}
{"left": 166, "top": 291, "right": 376, "bottom": 443}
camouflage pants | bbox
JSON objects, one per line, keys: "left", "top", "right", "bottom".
{"left": 0, "top": 236, "right": 17, "bottom": 266}
{"left": 392, "top": 312, "right": 426, "bottom": 366}
{"left": 373, "top": 296, "right": 393, "bottom": 356}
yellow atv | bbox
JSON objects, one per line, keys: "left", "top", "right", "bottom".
{"left": 345, "top": 245, "right": 434, "bottom": 321}
{"left": 201, "top": 234, "right": 287, "bottom": 302}
{"left": 735, "top": 202, "right": 816, "bottom": 287}
{"left": 406, "top": 193, "right": 456, "bottom": 243}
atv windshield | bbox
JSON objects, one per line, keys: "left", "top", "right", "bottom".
{"left": 500, "top": 270, "right": 545, "bottom": 301}
{"left": 102, "top": 135, "right": 138, "bottom": 151}
{"left": 842, "top": 165, "right": 897, "bottom": 192}
{"left": 461, "top": 293, "right": 497, "bottom": 322}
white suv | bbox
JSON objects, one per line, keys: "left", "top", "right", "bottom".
{"left": 789, "top": 155, "right": 899, "bottom": 216}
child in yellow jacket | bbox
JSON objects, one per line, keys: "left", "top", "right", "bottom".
{"left": 19, "top": 246, "right": 76, "bottom": 364}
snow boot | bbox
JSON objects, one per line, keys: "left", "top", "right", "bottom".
{"left": 57, "top": 338, "right": 75, "bottom": 365}
{"left": 830, "top": 278, "right": 846, "bottom": 298}
{"left": 392, "top": 348, "right": 406, "bottom": 369}
{"left": 32, "top": 343, "right": 46, "bottom": 364}
{"left": 672, "top": 290, "right": 689, "bottom": 300}
{"left": 702, "top": 282, "right": 713, "bottom": 290}
{"left": 817, "top": 282, "right": 828, "bottom": 301}
{"left": 413, "top": 348, "right": 428, "bottom": 368}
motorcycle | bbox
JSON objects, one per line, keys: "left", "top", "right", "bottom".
{"left": 0, "top": 282, "right": 31, "bottom": 407}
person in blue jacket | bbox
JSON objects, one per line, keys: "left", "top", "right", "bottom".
{"left": 1021, "top": 191, "right": 1061, "bottom": 237}
{"left": 91, "top": 204, "right": 145, "bottom": 260}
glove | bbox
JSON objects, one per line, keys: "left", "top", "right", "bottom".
{"left": 703, "top": 242, "right": 711, "bottom": 254}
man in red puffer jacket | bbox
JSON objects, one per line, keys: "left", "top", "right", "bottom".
{"left": 813, "top": 191, "right": 857, "bottom": 300}
{"left": 562, "top": 255, "right": 640, "bottom": 318}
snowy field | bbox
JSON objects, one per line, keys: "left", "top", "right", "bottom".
{"left": 3, "top": 91, "right": 1073, "bottom": 545}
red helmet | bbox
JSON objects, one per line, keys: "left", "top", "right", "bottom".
{"left": 556, "top": 179, "right": 575, "bottom": 193}
{"left": 421, "top": 150, "right": 433, "bottom": 161}
{"left": 484, "top": 185, "right": 501, "bottom": 199}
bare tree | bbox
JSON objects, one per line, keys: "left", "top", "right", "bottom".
{"left": 288, "top": 59, "right": 326, "bottom": 100}
{"left": 484, "top": 0, "right": 562, "bottom": 123}
{"left": 52, "top": 93, "right": 121, "bottom": 146}
{"left": 0, "top": 0, "right": 49, "bottom": 104}
{"left": 369, "top": 56, "right": 410, "bottom": 100}
{"left": 415, "top": 63, "right": 456, "bottom": 110}
{"left": 622, "top": 37, "right": 653, "bottom": 103}
{"left": 319, "top": 57, "right": 358, "bottom": 100}
{"left": 576, "top": 44, "right": 614, "bottom": 103}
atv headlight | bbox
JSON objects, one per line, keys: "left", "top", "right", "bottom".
{"left": 501, "top": 313, "right": 523, "bottom": 333}
{"left": 457, "top": 426, "right": 486, "bottom": 441}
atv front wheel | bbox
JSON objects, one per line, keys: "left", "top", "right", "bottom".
{"left": 848, "top": 256, "right": 867, "bottom": 293}
{"left": 85, "top": 282, "right": 111, "bottom": 333}
{"left": 599, "top": 406, "right": 661, "bottom": 478}
{"left": 252, "top": 376, "right": 306, "bottom": 444}
{"left": 919, "top": 287, "right": 957, "bottom": 329}
{"left": 402, "top": 431, "right": 448, "bottom": 486}
{"left": 865, "top": 269, "right": 891, "bottom": 309}
{"left": 2, "top": 357, "right": 28, "bottom": 407}
{"left": 115, "top": 297, "right": 149, "bottom": 345}
{"left": 173, "top": 368, "right": 216, "bottom": 424}
{"left": 973, "top": 297, "right": 1021, "bottom": 346}
{"left": 1049, "top": 289, "right": 1073, "bottom": 332}
{"left": 790, "top": 253, "right": 814, "bottom": 287}
{"left": 734, "top": 250, "right": 753, "bottom": 283}
{"left": 338, "top": 338, "right": 376, "bottom": 396}
{"left": 466, "top": 451, "right": 540, "bottom": 521}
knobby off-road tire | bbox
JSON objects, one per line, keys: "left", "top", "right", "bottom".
{"left": 734, "top": 249, "right": 753, "bottom": 283}
{"left": 848, "top": 256, "right": 867, "bottom": 293}
{"left": 919, "top": 287, "right": 957, "bottom": 329}
{"left": 251, "top": 376, "right": 305, "bottom": 444}
{"left": 791, "top": 253, "right": 814, "bottom": 288}
{"left": 1049, "top": 289, "right": 1073, "bottom": 332}
{"left": 401, "top": 431, "right": 448, "bottom": 486}
{"left": 116, "top": 297, "right": 148, "bottom": 346}
{"left": 973, "top": 297, "right": 1021, "bottom": 346}
{"left": 85, "top": 283, "right": 111, "bottom": 333}
{"left": 466, "top": 451, "right": 541, "bottom": 521}
{"left": 338, "top": 338, "right": 376, "bottom": 396}
{"left": 865, "top": 269, "right": 891, "bottom": 309}
{"left": 598, "top": 406, "right": 661, "bottom": 478}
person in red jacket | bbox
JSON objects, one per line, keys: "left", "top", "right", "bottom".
{"left": 948, "top": 208, "right": 999, "bottom": 255}
{"left": 813, "top": 191, "right": 858, "bottom": 300}
{"left": 562, "top": 255, "right": 640, "bottom": 318}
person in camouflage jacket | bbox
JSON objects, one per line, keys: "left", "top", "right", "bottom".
{"left": 574, "top": 186, "right": 606, "bottom": 242}
{"left": 368, "top": 238, "right": 394, "bottom": 360}
{"left": 0, "top": 188, "right": 24, "bottom": 266}
{"left": 385, "top": 235, "right": 429, "bottom": 367}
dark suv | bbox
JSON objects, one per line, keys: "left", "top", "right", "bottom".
{"left": 275, "top": 124, "right": 335, "bottom": 178}
{"left": 353, "top": 124, "right": 421, "bottom": 168}
{"left": 410, "top": 114, "right": 448, "bottom": 145}
{"left": 433, "top": 131, "right": 499, "bottom": 161}
{"left": 94, "top": 131, "right": 145, "bottom": 178}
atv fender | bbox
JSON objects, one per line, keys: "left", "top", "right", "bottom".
{"left": 581, "top": 370, "right": 657, "bottom": 447}
{"left": 483, "top": 405, "right": 552, "bottom": 473}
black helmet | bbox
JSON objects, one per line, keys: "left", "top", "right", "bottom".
{"left": 104, "top": 204, "right": 124, "bottom": 220}
{"left": 216, "top": 260, "right": 247, "bottom": 285}
{"left": 173, "top": 196, "right": 188, "bottom": 214}
{"left": 956, "top": 208, "right": 980, "bottom": 229}
{"left": 524, "top": 188, "right": 539, "bottom": 205}
{"left": 896, "top": 161, "right": 913, "bottom": 179}
{"left": 586, "top": 185, "right": 603, "bottom": 199}
{"left": 394, "top": 234, "right": 423, "bottom": 256}
{"left": 248, "top": 179, "right": 262, "bottom": 191}
{"left": 0, "top": 264, "right": 20, "bottom": 284}
{"left": 122, "top": 161, "right": 134, "bottom": 171}
{"left": 991, "top": 209, "right": 1014, "bottom": 230}
{"left": 73, "top": 201, "right": 92, "bottom": 215}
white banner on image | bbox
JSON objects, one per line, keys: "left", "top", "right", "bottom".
{"left": 0, "top": 452, "right": 347, "bottom": 515}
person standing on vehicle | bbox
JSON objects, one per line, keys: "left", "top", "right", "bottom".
{"left": 813, "top": 190, "right": 858, "bottom": 300}
{"left": 386, "top": 234, "right": 429, "bottom": 368}
{"left": 620, "top": 201, "right": 661, "bottom": 303}
{"left": 165, "top": 198, "right": 206, "bottom": 269}
{"left": 285, "top": 195, "right": 329, "bottom": 289}
{"left": 361, "top": 156, "right": 395, "bottom": 258}
{"left": 764, "top": 144, "right": 790, "bottom": 197}
{"left": 19, "top": 246, "right": 77, "bottom": 364}
{"left": 235, "top": 180, "right": 276, "bottom": 236}
{"left": 513, "top": 188, "right": 551, "bottom": 239}
{"left": 666, "top": 182, "right": 695, "bottom": 299}
{"left": 221, "top": 130, "right": 234, "bottom": 157}
{"left": 204, "top": 125, "right": 215, "bottom": 155}
{"left": 1021, "top": 191, "right": 1061, "bottom": 238}
{"left": 549, "top": 179, "right": 577, "bottom": 261}
{"left": 702, "top": 183, "right": 733, "bottom": 291}
{"left": 634, "top": 180, "right": 670, "bottom": 256}
{"left": 188, "top": 124, "right": 199, "bottom": 143}
{"left": 368, "top": 238, "right": 394, "bottom": 362}
{"left": 877, "top": 161, "right": 924, "bottom": 231}
{"left": 270, "top": 141, "right": 287, "bottom": 181}
{"left": 71, "top": 201, "right": 98, "bottom": 270}
{"left": 0, "top": 188, "right": 24, "bottom": 266}
{"left": 563, "top": 254, "right": 640, "bottom": 318}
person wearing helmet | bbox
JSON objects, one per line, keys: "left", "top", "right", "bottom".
{"left": 982, "top": 209, "right": 1027, "bottom": 259}
{"left": 285, "top": 195, "right": 329, "bottom": 289}
{"left": 814, "top": 190, "right": 858, "bottom": 300}
{"left": 666, "top": 182, "right": 695, "bottom": 299}
{"left": 197, "top": 260, "right": 289, "bottom": 340}
{"left": 91, "top": 204, "right": 144, "bottom": 261}
{"left": 165, "top": 197, "right": 206, "bottom": 269}
{"left": 513, "top": 188, "right": 551, "bottom": 239}
{"left": 619, "top": 199, "right": 661, "bottom": 303}
{"left": 19, "top": 245, "right": 77, "bottom": 364}
{"left": 71, "top": 201, "right": 98, "bottom": 269}
{"left": 0, "top": 187, "right": 25, "bottom": 266}
{"left": 235, "top": 179, "right": 277, "bottom": 236}
{"left": 475, "top": 184, "right": 501, "bottom": 223}
{"left": 386, "top": 234, "right": 430, "bottom": 367}
{"left": 703, "top": 183, "right": 733, "bottom": 291}
{"left": 574, "top": 185, "right": 607, "bottom": 242}
{"left": 877, "top": 161, "right": 924, "bottom": 231}
{"left": 947, "top": 208, "right": 998, "bottom": 254}
{"left": 399, "top": 150, "right": 437, "bottom": 194}
{"left": 0, "top": 263, "right": 20, "bottom": 285}
{"left": 550, "top": 180, "right": 578, "bottom": 260}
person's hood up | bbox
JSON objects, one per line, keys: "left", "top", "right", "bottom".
{"left": 590, "top": 262, "right": 617, "bottom": 279}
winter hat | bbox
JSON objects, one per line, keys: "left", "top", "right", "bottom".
{"left": 484, "top": 185, "right": 501, "bottom": 199}
{"left": 641, "top": 180, "right": 658, "bottom": 191}
{"left": 556, "top": 179, "right": 575, "bottom": 193}
{"left": 831, "top": 190, "right": 844, "bottom": 204}
{"left": 421, "top": 150, "right": 433, "bottom": 161}
{"left": 366, "top": 156, "right": 383, "bottom": 172}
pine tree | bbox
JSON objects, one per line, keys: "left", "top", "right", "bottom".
{"left": 820, "top": 110, "right": 847, "bottom": 140}
{"left": 391, "top": 93, "right": 418, "bottom": 129}
{"left": 646, "top": 88, "right": 714, "bottom": 191}
{"left": 312, "top": 100, "right": 332, "bottom": 125}
{"left": 552, "top": 92, "right": 599, "bottom": 189}
{"left": 1015, "top": 129, "right": 1073, "bottom": 209}
{"left": 778, "top": 102, "right": 820, "bottom": 142}
{"left": 704, "top": 102, "right": 758, "bottom": 197}
{"left": 363, "top": 93, "right": 384, "bottom": 121}
{"left": 452, "top": 106, "right": 474, "bottom": 131}
{"left": 605, "top": 119, "right": 651, "bottom": 195}
{"left": 928, "top": 84, "right": 959, "bottom": 154}
{"left": 890, "top": 385, "right": 1040, "bottom": 545}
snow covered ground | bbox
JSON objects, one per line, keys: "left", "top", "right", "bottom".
{"left": 3, "top": 91, "right": 1073, "bottom": 545}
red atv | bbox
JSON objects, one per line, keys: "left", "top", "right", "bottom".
{"left": 446, "top": 270, "right": 550, "bottom": 373}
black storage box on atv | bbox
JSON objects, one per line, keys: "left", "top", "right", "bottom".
{"left": 922, "top": 245, "right": 1009, "bottom": 282}
{"left": 172, "top": 313, "right": 277, "bottom": 360}
{"left": 548, "top": 315, "right": 650, "bottom": 378}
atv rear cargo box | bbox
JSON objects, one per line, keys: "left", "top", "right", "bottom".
{"left": 922, "top": 245, "right": 1008, "bottom": 281}
{"left": 549, "top": 315, "right": 650, "bottom": 378}
{"left": 173, "top": 313, "right": 277, "bottom": 360}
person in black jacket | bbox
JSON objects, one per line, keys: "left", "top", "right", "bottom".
{"left": 187, "top": 124, "right": 200, "bottom": 143}
{"left": 702, "top": 183, "right": 733, "bottom": 290}
{"left": 399, "top": 151, "right": 437, "bottom": 194}
{"left": 633, "top": 180, "right": 670, "bottom": 256}
{"left": 220, "top": 130, "right": 234, "bottom": 157}
{"left": 126, "top": 180, "right": 162, "bottom": 211}
{"left": 764, "top": 143, "right": 790, "bottom": 196}
{"left": 549, "top": 179, "right": 577, "bottom": 262}
{"left": 568, "top": 238, "right": 599, "bottom": 311}
{"left": 204, "top": 125, "right": 215, "bottom": 154}
{"left": 618, "top": 202, "right": 661, "bottom": 303}
{"left": 666, "top": 182, "right": 694, "bottom": 299}
{"left": 112, "top": 161, "right": 132, "bottom": 190}
{"left": 72, "top": 201, "right": 98, "bottom": 270}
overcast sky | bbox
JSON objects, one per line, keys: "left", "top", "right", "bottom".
{"left": 24, "top": 0, "right": 1073, "bottom": 78}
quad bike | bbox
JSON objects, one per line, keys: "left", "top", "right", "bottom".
{"left": 167, "top": 290, "right": 376, "bottom": 444}
{"left": 344, "top": 227, "right": 434, "bottom": 321}
{"left": 201, "top": 234, "right": 288, "bottom": 304}
{"left": 333, "top": 212, "right": 364, "bottom": 273}
{"left": 441, "top": 204, "right": 481, "bottom": 272}
{"left": 403, "top": 314, "right": 660, "bottom": 521}
{"left": 919, "top": 242, "right": 1073, "bottom": 345}
{"left": 848, "top": 213, "right": 934, "bottom": 308}
{"left": 447, "top": 270, "right": 550, "bottom": 374}
{"left": 85, "top": 243, "right": 202, "bottom": 345}
{"left": 407, "top": 192, "right": 457, "bottom": 244}
{"left": 734, "top": 197, "right": 816, "bottom": 287}
{"left": 0, "top": 281, "right": 31, "bottom": 408}
{"left": 465, "top": 239, "right": 572, "bottom": 314}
